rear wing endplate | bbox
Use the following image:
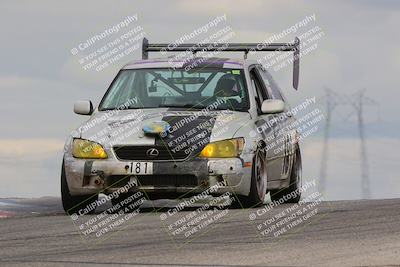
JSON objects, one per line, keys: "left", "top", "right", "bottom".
{"left": 141, "top": 37, "right": 300, "bottom": 90}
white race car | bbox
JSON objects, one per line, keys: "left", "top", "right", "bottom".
{"left": 61, "top": 38, "right": 302, "bottom": 214}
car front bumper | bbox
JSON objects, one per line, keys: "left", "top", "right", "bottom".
{"left": 64, "top": 156, "right": 252, "bottom": 198}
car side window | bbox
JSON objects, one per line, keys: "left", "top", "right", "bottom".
{"left": 250, "top": 67, "right": 270, "bottom": 112}
{"left": 256, "top": 65, "right": 285, "bottom": 101}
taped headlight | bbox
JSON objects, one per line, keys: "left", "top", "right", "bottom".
{"left": 72, "top": 139, "right": 108, "bottom": 159}
{"left": 200, "top": 138, "right": 244, "bottom": 158}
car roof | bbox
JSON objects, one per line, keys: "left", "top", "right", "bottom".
{"left": 122, "top": 57, "right": 257, "bottom": 70}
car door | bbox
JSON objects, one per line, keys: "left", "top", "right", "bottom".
{"left": 249, "top": 66, "right": 282, "bottom": 181}
{"left": 256, "top": 65, "right": 294, "bottom": 180}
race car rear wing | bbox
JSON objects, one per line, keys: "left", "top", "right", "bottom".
{"left": 141, "top": 37, "right": 300, "bottom": 90}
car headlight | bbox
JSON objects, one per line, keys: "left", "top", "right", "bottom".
{"left": 200, "top": 138, "right": 244, "bottom": 158}
{"left": 72, "top": 139, "right": 108, "bottom": 159}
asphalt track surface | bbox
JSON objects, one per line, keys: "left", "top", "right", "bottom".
{"left": 0, "top": 197, "right": 400, "bottom": 267}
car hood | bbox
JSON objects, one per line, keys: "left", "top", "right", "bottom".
{"left": 76, "top": 108, "right": 251, "bottom": 146}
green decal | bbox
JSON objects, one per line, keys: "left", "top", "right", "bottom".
{"left": 232, "top": 70, "right": 240, "bottom": 75}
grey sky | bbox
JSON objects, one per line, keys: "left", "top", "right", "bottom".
{"left": 0, "top": 0, "right": 399, "bottom": 198}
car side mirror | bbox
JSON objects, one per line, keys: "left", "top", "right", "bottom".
{"left": 261, "top": 99, "right": 285, "bottom": 114}
{"left": 74, "top": 100, "right": 93, "bottom": 115}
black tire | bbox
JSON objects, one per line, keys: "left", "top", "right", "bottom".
{"left": 232, "top": 149, "right": 267, "bottom": 208}
{"left": 61, "top": 160, "right": 98, "bottom": 215}
{"left": 270, "top": 145, "right": 302, "bottom": 203}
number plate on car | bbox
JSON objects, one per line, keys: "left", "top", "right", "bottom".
{"left": 129, "top": 162, "right": 153, "bottom": 175}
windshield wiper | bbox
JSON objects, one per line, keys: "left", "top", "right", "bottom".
{"left": 158, "top": 104, "right": 206, "bottom": 109}
{"left": 100, "top": 106, "right": 149, "bottom": 111}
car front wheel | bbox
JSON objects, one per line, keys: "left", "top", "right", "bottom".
{"left": 233, "top": 149, "right": 267, "bottom": 208}
{"left": 61, "top": 160, "right": 98, "bottom": 215}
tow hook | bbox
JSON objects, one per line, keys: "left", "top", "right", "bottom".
{"left": 91, "top": 170, "right": 105, "bottom": 186}
{"left": 94, "top": 177, "right": 104, "bottom": 186}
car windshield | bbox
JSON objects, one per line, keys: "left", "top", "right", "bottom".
{"left": 99, "top": 68, "right": 249, "bottom": 111}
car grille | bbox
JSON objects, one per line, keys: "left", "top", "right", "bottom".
{"left": 108, "top": 175, "right": 198, "bottom": 187}
{"left": 113, "top": 146, "right": 188, "bottom": 161}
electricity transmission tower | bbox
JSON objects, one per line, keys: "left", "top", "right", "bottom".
{"left": 348, "top": 90, "right": 377, "bottom": 199}
{"left": 319, "top": 89, "right": 337, "bottom": 195}
{"left": 319, "top": 88, "right": 376, "bottom": 199}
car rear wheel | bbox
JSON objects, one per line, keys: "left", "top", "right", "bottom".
{"left": 61, "top": 160, "right": 98, "bottom": 215}
{"left": 233, "top": 149, "right": 267, "bottom": 208}
{"left": 270, "top": 145, "right": 302, "bottom": 203}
